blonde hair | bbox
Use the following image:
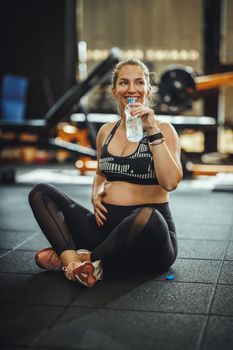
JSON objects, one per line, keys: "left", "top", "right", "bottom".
{"left": 111, "top": 58, "right": 152, "bottom": 89}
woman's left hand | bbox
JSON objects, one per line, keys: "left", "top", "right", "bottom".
{"left": 130, "top": 103, "right": 157, "bottom": 132}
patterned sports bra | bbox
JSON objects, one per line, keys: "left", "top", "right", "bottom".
{"left": 99, "top": 120, "right": 159, "bottom": 185}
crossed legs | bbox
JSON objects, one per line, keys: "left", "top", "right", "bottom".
{"left": 29, "top": 183, "right": 177, "bottom": 285}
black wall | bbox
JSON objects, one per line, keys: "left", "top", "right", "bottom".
{"left": 0, "top": 0, "right": 77, "bottom": 118}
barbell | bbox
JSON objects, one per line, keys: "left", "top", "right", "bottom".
{"left": 158, "top": 65, "right": 233, "bottom": 111}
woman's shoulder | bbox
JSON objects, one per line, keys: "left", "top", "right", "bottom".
{"left": 97, "top": 120, "right": 120, "bottom": 138}
{"left": 96, "top": 120, "right": 120, "bottom": 146}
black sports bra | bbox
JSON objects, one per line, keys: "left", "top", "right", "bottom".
{"left": 99, "top": 121, "right": 159, "bottom": 185}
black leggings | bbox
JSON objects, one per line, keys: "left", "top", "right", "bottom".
{"left": 28, "top": 183, "right": 178, "bottom": 273}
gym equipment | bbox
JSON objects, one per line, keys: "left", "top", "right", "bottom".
{"left": 0, "top": 75, "right": 29, "bottom": 122}
{"left": 0, "top": 48, "right": 121, "bottom": 159}
{"left": 158, "top": 65, "right": 233, "bottom": 111}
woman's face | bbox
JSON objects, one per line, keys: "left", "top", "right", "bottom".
{"left": 112, "top": 64, "right": 150, "bottom": 115}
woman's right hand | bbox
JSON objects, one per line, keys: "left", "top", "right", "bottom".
{"left": 92, "top": 190, "right": 108, "bottom": 227}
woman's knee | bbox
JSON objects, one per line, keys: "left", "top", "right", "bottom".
{"left": 28, "top": 183, "right": 52, "bottom": 204}
{"left": 145, "top": 207, "right": 165, "bottom": 223}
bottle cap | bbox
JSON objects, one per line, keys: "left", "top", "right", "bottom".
{"left": 127, "top": 97, "right": 137, "bottom": 104}
{"left": 165, "top": 274, "right": 175, "bottom": 281}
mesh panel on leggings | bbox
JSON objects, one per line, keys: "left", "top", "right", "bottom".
{"left": 127, "top": 207, "right": 154, "bottom": 245}
{"left": 91, "top": 207, "right": 154, "bottom": 262}
{"left": 29, "top": 191, "right": 77, "bottom": 255}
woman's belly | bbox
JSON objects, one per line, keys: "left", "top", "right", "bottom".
{"left": 102, "top": 181, "right": 169, "bottom": 205}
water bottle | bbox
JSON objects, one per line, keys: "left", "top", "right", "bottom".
{"left": 125, "top": 97, "right": 143, "bottom": 142}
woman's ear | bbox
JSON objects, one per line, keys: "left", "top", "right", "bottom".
{"left": 147, "top": 86, "right": 152, "bottom": 96}
{"left": 147, "top": 86, "right": 152, "bottom": 97}
{"left": 112, "top": 87, "right": 116, "bottom": 97}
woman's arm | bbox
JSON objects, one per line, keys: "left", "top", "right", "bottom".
{"left": 131, "top": 103, "right": 183, "bottom": 191}
{"left": 148, "top": 122, "right": 183, "bottom": 191}
{"left": 91, "top": 124, "right": 109, "bottom": 226}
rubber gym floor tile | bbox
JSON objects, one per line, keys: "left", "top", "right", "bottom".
{"left": 173, "top": 208, "right": 232, "bottom": 225}
{"left": 0, "top": 211, "right": 38, "bottom": 232}
{"left": 171, "top": 185, "right": 233, "bottom": 199}
{"left": 38, "top": 307, "right": 206, "bottom": 350}
{"left": 0, "top": 187, "right": 36, "bottom": 229}
{"left": 0, "top": 346, "right": 31, "bottom": 350}
{"left": 218, "top": 261, "right": 233, "bottom": 284}
{"left": 225, "top": 241, "right": 233, "bottom": 260}
{"left": 17, "top": 232, "right": 50, "bottom": 250}
{"left": 160, "top": 258, "right": 221, "bottom": 284}
{"left": 73, "top": 280, "right": 214, "bottom": 315}
{"left": 170, "top": 195, "right": 233, "bottom": 225}
{"left": 0, "top": 249, "right": 10, "bottom": 258}
{"left": 0, "top": 272, "right": 81, "bottom": 306}
{"left": 177, "top": 239, "right": 227, "bottom": 260}
{"left": 202, "top": 316, "right": 233, "bottom": 350}
{"left": 0, "top": 179, "right": 232, "bottom": 350}
{"left": 0, "top": 230, "right": 38, "bottom": 250}
{"left": 173, "top": 187, "right": 233, "bottom": 206}
{"left": 230, "top": 228, "right": 233, "bottom": 241}
{"left": 176, "top": 222, "right": 231, "bottom": 241}
{"left": 210, "top": 285, "right": 233, "bottom": 316}
{"left": 0, "top": 186, "right": 30, "bottom": 210}
{"left": 0, "top": 304, "right": 64, "bottom": 347}
{"left": 72, "top": 273, "right": 153, "bottom": 305}
{"left": 0, "top": 250, "right": 42, "bottom": 273}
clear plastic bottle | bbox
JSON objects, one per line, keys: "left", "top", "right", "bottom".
{"left": 125, "top": 97, "right": 143, "bottom": 142}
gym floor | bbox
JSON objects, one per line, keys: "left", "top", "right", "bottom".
{"left": 0, "top": 166, "right": 233, "bottom": 350}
